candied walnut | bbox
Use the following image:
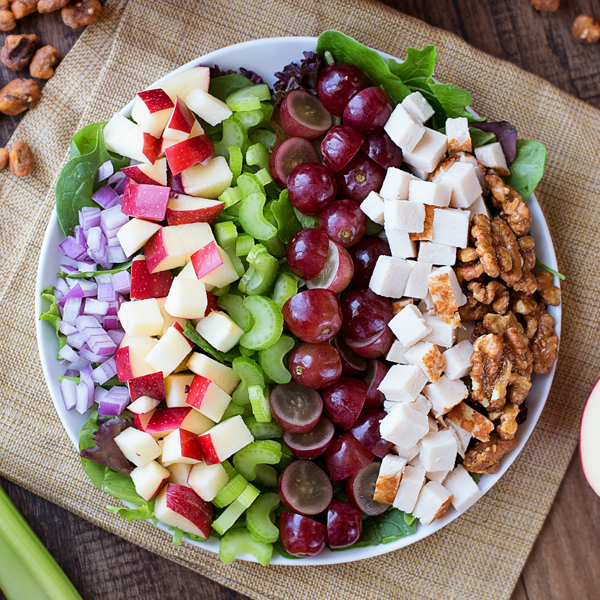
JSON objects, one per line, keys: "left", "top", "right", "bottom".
{"left": 446, "top": 402, "right": 494, "bottom": 442}
{"left": 507, "top": 372, "right": 532, "bottom": 405}
{"left": 486, "top": 173, "right": 532, "bottom": 236}
{"left": 472, "top": 214, "right": 500, "bottom": 278}
{"left": 467, "top": 280, "right": 509, "bottom": 314}
{"left": 409, "top": 204, "right": 434, "bottom": 241}
{"left": 62, "top": 0, "right": 101, "bottom": 28}
{"left": 535, "top": 270, "right": 561, "bottom": 306}
{"left": 459, "top": 294, "right": 491, "bottom": 322}
{"left": 488, "top": 403, "right": 520, "bottom": 440}
{"left": 471, "top": 333, "right": 511, "bottom": 410}
{"left": 456, "top": 259, "right": 484, "bottom": 282}
{"left": 0, "top": 0, "right": 9, "bottom": 7}
{"left": 512, "top": 236, "right": 537, "bottom": 294}
{"left": 0, "top": 78, "right": 40, "bottom": 115}
{"left": 572, "top": 15, "right": 600, "bottom": 43}
{"left": 458, "top": 247, "right": 478, "bottom": 263}
{"left": 464, "top": 434, "right": 517, "bottom": 474}
{"left": 509, "top": 291, "right": 538, "bottom": 315}
{"left": 0, "top": 8, "right": 15, "bottom": 30}
{"left": 30, "top": 45, "right": 59, "bottom": 79}
{"left": 531, "top": 0, "right": 559, "bottom": 10}
{"left": 9, "top": 0, "right": 36, "bottom": 19}
{"left": 37, "top": 0, "right": 69, "bottom": 12}
{"left": 526, "top": 304, "right": 559, "bottom": 374}
{"left": 1, "top": 34, "right": 38, "bottom": 71}
{"left": 0, "top": 148, "right": 8, "bottom": 169}
{"left": 9, "top": 140, "right": 34, "bottom": 177}
{"left": 491, "top": 217, "right": 523, "bottom": 286}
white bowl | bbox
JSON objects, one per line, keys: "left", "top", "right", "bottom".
{"left": 35, "top": 36, "right": 561, "bottom": 565}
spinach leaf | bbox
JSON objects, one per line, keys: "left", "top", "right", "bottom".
{"left": 183, "top": 322, "right": 240, "bottom": 365}
{"left": 469, "top": 126, "right": 496, "bottom": 148}
{"left": 271, "top": 189, "right": 302, "bottom": 243}
{"left": 70, "top": 121, "right": 107, "bottom": 157}
{"left": 209, "top": 73, "right": 254, "bottom": 102}
{"left": 505, "top": 139, "right": 547, "bottom": 199}
{"left": 404, "top": 512, "right": 416, "bottom": 526}
{"left": 57, "top": 260, "right": 132, "bottom": 280}
{"left": 101, "top": 470, "right": 147, "bottom": 505}
{"left": 107, "top": 501, "right": 156, "bottom": 523}
{"left": 316, "top": 30, "right": 411, "bottom": 104}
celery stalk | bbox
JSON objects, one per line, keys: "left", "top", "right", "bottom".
{"left": 0, "top": 487, "right": 82, "bottom": 600}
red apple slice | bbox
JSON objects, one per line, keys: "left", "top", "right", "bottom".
{"left": 130, "top": 460, "right": 170, "bottom": 501}
{"left": 144, "top": 322, "right": 194, "bottom": 378}
{"left": 128, "top": 395, "right": 161, "bottom": 414}
{"left": 130, "top": 256, "right": 174, "bottom": 300}
{"left": 166, "top": 194, "right": 225, "bottom": 226}
{"left": 134, "top": 408, "right": 156, "bottom": 432}
{"left": 115, "top": 340, "right": 157, "bottom": 382}
{"left": 127, "top": 371, "right": 165, "bottom": 401}
{"left": 190, "top": 241, "right": 238, "bottom": 288}
{"left": 306, "top": 240, "right": 354, "bottom": 294}
{"left": 104, "top": 114, "right": 160, "bottom": 164}
{"left": 163, "top": 96, "right": 196, "bottom": 142}
{"left": 131, "top": 89, "right": 174, "bottom": 138}
{"left": 161, "top": 428, "right": 204, "bottom": 466}
{"left": 144, "top": 227, "right": 187, "bottom": 273}
{"left": 117, "top": 219, "right": 162, "bottom": 258}
{"left": 158, "top": 66, "right": 210, "bottom": 101}
{"left": 146, "top": 407, "right": 214, "bottom": 439}
{"left": 197, "top": 415, "right": 253, "bottom": 464}
{"left": 186, "top": 374, "right": 231, "bottom": 423}
{"left": 122, "top": 179, "right": 172, "bottom": 221}
{"left": 180, "top": 156, "right": 233, "bottom": 198}
{"left": 165, "top": 135, "right": 214, "bottom": 175}
{"left": 121, "top": 157, "right": 167, "bottom": 186}
{"left": 581, "top": 377, "right": 600, "bottom": 497}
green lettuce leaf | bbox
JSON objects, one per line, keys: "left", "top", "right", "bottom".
{"left": 469, "top": 126, "right": 496, "bottom": 148}
{"left": 107, "top": 501, "right": 156, "bottom": 523}
{"left": 39, "top": 286, "right": 68, "bottom": 360}
{"left": 78, "top": 409, "right": 109, "bottom": 489}
{"left": 168, "top": 526, "right": 207, "bottom": 548}
{"left": 271, "top": 189, "right": 302, "bottom": 243}
{"left": 209, "top": 73, "right": 254, "bottom": 102}
{"left": 505, "top": 139, "right": 547, "bottom": 199}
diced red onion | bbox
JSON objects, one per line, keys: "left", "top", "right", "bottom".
{"left": 55, "top": 290, "right": 64, "bottom": 303}
{"left": 112, "top": 271, "right": 131, "bottom": 294}
{"left": 170, "top": 172, "right": 184, "bottom": 194}
{"left": 75, "top": 314, "right": 102, "bottom": 332}
{"left": 100, "top": 205, "right": 129, "bottom": 235}
{"left": 74, "top": 226, "right": 86, "bottom": 247}
{"left": 55, "top": 278, "right": 70, "bottom": 297}
{"left": 58, "top": 283, "right": 84, "bottom": 308}
{"left": 108, "top": 246, "right": 127, "bottom": 264}
{"left": 61, "top": 256, "right": 79, "bottom": 268}
{"left": 113, "top": 180, "right": 126, "bottom": 196}
{"left": 77, "top": 261, "right": 97, "bottom": 273}
{"left": 107, "top": 235, "right": 121, "bottom": 246}
{"left": 65, "top": 277, "right": 80, "bottom": 289}
{"left": 59, "top": 236, "right": 87, "bottom": 261}
{"left": 98, "top": 386, "right": 130, "bottom": 416}
{"left": 103, "top": 315, "right": 120, "bottom": 330}
{"left": 107, "top": 329, "right": 124, "bottom": 345}
{"left": 59, "top": 344, "right": 79, "bottom": 363}
{"left": 108, "top": 171, "right": 126, "bottom": 186}
{"left": 79, "top": 280, "right": 98, "bottom": 297}
{"left": 80, "top": 346, "right": 110, "bottom": 363}
{"left": 79, "top": 206, "right": 102, "bottom": 231}
{"left": 92, "top": 357, "right": 117, "bottom": 384}
{"left": 98, "top": 160, "right": 114, "bottom": 182}
{"left": 58, "top": 321, "right": 78, "bottom": 336}
{"left": 75, "top": 378, "right": 94, "bottom": 414}
{"left": 91, "top": 184, "right": 120, "bottom": 209}
{"left": 60, "top": 264, "right": 79, "bottom": 275}
{"left": 62, "top": 297, "right": 83, "bottom": 325}
{"left": 84, "top": 297, "right": 109, "bottom": 316}
{"left": 64, "top": 369, "right": 78, "bottom": 377}
{"left": 60, "top": 378, "right": 77, "bottom": 411}
{"left": 97, "top": 281, "right": 116, "bottom": 302}
{"left": 66, "top": 332, "right": 85, "bottom": 350}
{"left": 86, "top": 227, "right": 104, "bottom": 253}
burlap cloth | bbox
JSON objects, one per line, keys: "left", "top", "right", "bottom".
{"left": 0, "top": 0, "right": 598, "bottom": 598}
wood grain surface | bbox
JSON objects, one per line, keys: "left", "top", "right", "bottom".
{"left": 2, "top": 1, "right": 599, "bottom": 599}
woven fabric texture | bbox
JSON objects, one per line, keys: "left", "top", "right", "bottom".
{"left": 1, "top": 0, "right": 598, "bottom": 598}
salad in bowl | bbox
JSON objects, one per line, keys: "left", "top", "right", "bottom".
{"left": 37, "top": 31, "right": 561, "bottom": 565}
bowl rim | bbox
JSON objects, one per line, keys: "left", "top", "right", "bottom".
{"left": 35, "top": 35, "right": 562, "bottom": 566}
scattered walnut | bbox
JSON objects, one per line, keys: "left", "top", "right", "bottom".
{"left": 9, "top": 140, "right": 34, "bottom": 176}
{"left": 1, "top": 34, "right": 38, "bottom": 71}
{"left": 472, "top": 214, "right": 500, "bottom": 278}
{"left": 512, "top": 236, "right": 538, "bottom": 294}
{"left": 509, "top": 291, "right": 538, "bottom": 315}
{"left": 0, "top": 8, "right": 15, "bottom": 30}
{"left": 0, "top": 78, "right": 40, "bottom": 115}
{"left": 531, "top": 0, "right": 559, "bottom": 11}
{"left": 467, "top": 280, "right": 509, "bottom": 314}
{"left": 0, "top": 0, "right": 9, "bottom": 8}
{"left": 464, "top": 434, "right": 517, "bottom": 474}
{"left": 491, "top": 217, "right": 523, "bottom": 286}
{"left": 30, "top": 45, "right": 59, "bottom": 78}
{"left": 535, "top": 271, "right": 561, "bottom": 306}
{"left": 572, "top": 15, "right": 600, "bottom": 43}
{"left": 0, "top": 148, "right": 8, "bottom": 169}
{"left": 459, "top": 294, "right": 492, "bottom": 322}
{"left": 486, "top": 173, "right": 532, "bottom": 236}
{"left": 37, "top": 0, "right": 69, "bottom": 12}
{"left": 9, "top": 0, "right": 36, "bottom": 19}
{"left": 471, "top": 333, "right": 512, "bottom": 410}
{"left": 488, "top": 403, "right": 520, "bottom": 440}
{"left": 507, "top": 372, "right": 532, "bottom": 405}
{"left": 456, "top": 258, "right": 485, "bottom": 282}
{"left": 61, "top": 0, "right": 101, "bottom": 28}
{"left": 526, "top": 304, "right": 559, "bottom": 374}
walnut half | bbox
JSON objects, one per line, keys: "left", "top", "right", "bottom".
{"left": 463, "top": 434, "right": 517, "bottom": 474}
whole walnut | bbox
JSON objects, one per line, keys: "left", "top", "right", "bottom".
{"left": 30, "top": 45, "right": 59, "bottom": 79}
{"left": 531, "top": 0, "right": 559, "bottom": 11}
{"left": 0, "top": 0, "right": 9, "bottom": 8}
{"left": 0, "top": 78, "right": 40, "bottom": 115}
{"left": 572, "top": 15, "right": 600, "bottom": 43}
{"left": 1, "top": 34, "right": 38, "bottom": 71}
{"left": 61, "top": 0, "right": 101, "bottom": 28}
{"left": 0, "top": 148, "right": 8, "bottom": 170}
{"left": 0, "top": 8, "right": 15, "bottom": 30}
{"left": 9, "top": 140, "right": 35, "bottom": 177}
{"left": 9, "top": 0, "right": 36, "bottom": 19}
{"left": 37, "top": 0, "right": 69, "bottom": 12}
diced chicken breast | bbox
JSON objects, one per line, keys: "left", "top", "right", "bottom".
{"left": 384, "top": 199, "right": 426, "bottom": 233}
{"left": 442, "top": 339, "right": 474, "bottom": 380}
{"left": 446, "top": 117, "right": 472, "bottom": 153}
{"left": 445, "top": 402, "right": 494, "bottom": 442}
{"left": 393, "top": 444, "right": 421, "bottom": 462}
{"left": 384, "top": 105, "right": 425, "bottom": 153}
{"left": 419, "top": 429, "right": 458, "bottom": 472}
{"left": 431, "top": 208, "right": 470, "bottom": 248}
{"left": 443, "top": 464, "right": 482, "bottom": 512}
{"left": 360, "top": 191, "right": 385, "bottom": 224}
{"left": 422, "top": 312, "right": 457, "bottom": 348}
{"left": 418, "top": 241, "right": 457, "bottom": 266}
{"left": 412, "top": 480, "right": 453, "bottom": 525}
{"left": 369, "top": 256, "right": 412, "bottom": 298}
{"left": 468, "top": 194, "right": 490, "bottom": 220}
{"left": 402, "top": 128, "right": 448, "bottom": 173}
{"left": 386, "top": 229, "right": 418, "bottom": 259}
{"left": 378, "top": 364, "right": 428, "bottom": 403}
{"left": 374, "top": 454, "right": 407, "bottom": 504}
{"left": 440, "top": 162, "right": 482, "bottom": 208}
{"left": 379, "top": 167, "right": 418, "bottom": 201}
{"left": 393, "top": 464, "right": 426, "bottom": 513}
{"left": 426, "top": 469, "right": 450, "bottom": 484}
{"left": 387, "top": 339, "right": 409, "bottom": 364}
{"left": 446, "top": 419, "right": 472, "bottom": 458}
{"left": 423, "top": 375, "right": 469, "bottom": 417}
{"left": 380, "top": 402, "right": 429, "bottom": 448}
{"left": 408, "top": 180, "right": 452, "bottom": 207}
{"left": 475, "top": 142, "right": 510, "bottom": 177}
{"left": 404, "top": 261, "right": 433, "bottom": 299}
{"left": 404, "top": 341, "right": 445, "bottom": 383}
{"left": 402, "top": 91, "right": 435, "bottom": 124}
{"left": 388, "top": 304, "right": 432, "bottom": 347}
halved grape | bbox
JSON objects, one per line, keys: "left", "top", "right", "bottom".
{"left": 363, "top": 359, "right": 388, "bottom": 408}
{"left": 341, "top": 288, "right": 393, "bottom": 341}
{"left": 283, "top": 416, "right": 335, "bottom": 459}
{"left": 344, "top": 326, "right": 394, "bottom": 359}
{"left": 288, "top": 162, "right": 337, "bottom": 216}
{"left": 348, "top": 236, "right": 391, "bottom": 288}
{"left": 279, "top": 512, "right": 327, "bottom": 557}
{"left": 305, "top": 239, "right": 354, "bottom": 294}
{"left": 269, "top": 382, "right": 323, "bottom": 433}
{"left": 278, "top": 460, "right": 333, "bottom": 515}
{"left": 289, "top": 341, "right": 342, "bottom": 389}
{"left": 336, "top": 152, "right": 386, "bottom": 202}
{"left": 361, "top": 131, "right": 403, "bottom": 169}
{"left": 327, "top": 500, "right": 362, "bottom": 549}
{"left": 345, "top": 461, "right": 389, "bottom": 516}
{"left": 282, "top": 289, "right": 342, "bottom": 343}
{"left": 269, "top": 137, "right": 319, "bottom": 186}
{"left": 317, "top": 62, "right": 369, "bottom": 117}
{"left": 331, "top": 334, "right": 367, "bottom": 377}
{"left": 286, "top": 228, "right": 330, "bottom": 281}
{"left": 321, "top": 377, "right": 367, "bottom": 430}
{"left": 324, "top": 432, "right": 374, "bottom": 481}
{"left": 280, "top": 90, "right": 332, "bottom": 140}
{"left": 320, "top": 125, "right": 364, "bottom": 172}
{"left": 350, "top": 409, "right": 393, "bottom": 458}
{"left": 319, "top": 199, "right": 367, "bottom": 248}
{"left": 342, "top": 87, "right": 393, "bottom": 135}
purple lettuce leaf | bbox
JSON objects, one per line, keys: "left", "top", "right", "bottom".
{"left": 471, "top": 120, "right": 518, "bottom": 164}
{"left": 273, "top": 51, "right": 325, "bottom": 97}
{"left": 210, "top": 65, "right": 264, "bottom": 85}
{"left": 80, "top": 417, "right": 135, "bottom": 475}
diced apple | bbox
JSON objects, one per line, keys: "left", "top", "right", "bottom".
{"left": 144, "top": 322, "right": 194, "bottom": 377}
{"left": 167, "top": 462, "right": 191, "bottom": 486}
{"left": 118, "top": 298, "right": 164, "bottom": 337}
{"left": 195, "top": 310, "right": 243, "bottom": 353}
{"left": 131, "top": 89, "right": 174, "bottom": 138}
{"left": 155, "top": 66, "right": 210, "bottom": 102}
{"left": 121, "top": 179, "right": 171, "bottom": 221}
{"left": 115, "top": 341, "right": 157, "bottom": 382}
{"left": 198, "top": 415, "right": 254, "bottom": 465}
{"left": 190, "top": 241, "right": 238, "bottom": 288}
{"left": 145, "top": 407, "right": 214, "bottom": 439}
{"left": 581, "top": 377, "right": 600, "bottom": 497}
{"left": 114, "top": 427, "right": 162, "bottom": 467}
{"left": 144, "top": 226, "right": 187, "bottom": 273}
{"left": 186, "top": 374, "right": 231, "bottom": 422}
{"left": 187, "top": 461, "right": 228, "bottom": 502}
{"left": 165, "top": 372, "right": 194, "bottom": 407}
{"left": 174, "top": 222, "right": 215, "bottom": 260}
{"left": 104, "top": 114, "right": 160, "bottom": 164}
{"left": 161, "top": 428, "right": 204, "bottom": 466}
{"left": 165, "top": 135, "right": 214, "bottom": 175}
{"left": 163, "top": 276, "right": 208, "bottom": 319}
{"left": 130, "top": 460, "right": 170, "bottom": 501}
{"left": 154, "top": 483, "right": 214, "bottom": 539}
{"left": 134, "top": 408, "right": 155, "bottom": 432}
{"left": 127, "top": 371, "right": 165, "bottom": 401}
{"left": 121, "top": 157, "right": 167, "bottom": 186}
{"left": 155, "top": 297, "right": 187, "bottom": 337}
{"left": 163, "top": 96, "right": 196, "bottom": 142}
{"left": 187, "top": 352, "right": 241, "bottom": 395}
{"left": 116, "top": 219, "right": 162, "bottom": 258}
{"left": 166, "top": 194, "right": 225, "bottom": 226}
{"left": 180, "top": 156, "right": 233, "bottom": 198}
{"left": 128, "top": 395, "right": 161, "bottom": 414}
{"left": 119, "top": 334, "right": 155, "bottom": 348}
{"left": 185, "top": 88, "right": 232, "bottom": 126}
{"left": 130, "top": 256, "right": 174, "bottom": 301}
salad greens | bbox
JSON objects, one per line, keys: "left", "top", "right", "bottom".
{"left": 505, "top": 139, "right": 548, "bottom": 199}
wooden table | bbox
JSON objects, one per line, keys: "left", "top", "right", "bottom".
{"left": 2, "top": 1, "right": 599, "bottom": 598}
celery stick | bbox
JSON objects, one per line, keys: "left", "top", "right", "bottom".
{"left": 244, "top": 416, "right": 283, "bottom": 440}
{"left": 249, "top": 129, "right": 276, "bottom": 149}
{"left": 214, "top": 221, "right": 238, "bottom": 249}
{"left": 232, "top": 356, "right": 265, "bottom": 405}
{"left": 249, "top": 385, "right": 271, "bottom": 423}
{"left": 218, "top": 527, "right": 273, "bottom": 566}
{"left": 238, "top": 192, "right": 277, "bottom": 242}
{"left": 233, "top": 440, "right": 281, "bottom": 481}
{"left": 213, "top": 474, "right": 249, "bottom": 508}
{"left": 271, "top": 273, "right": 298, "bottom": 308}
{"left": 235, "top": 233, "right": 255, "bottom": 257}
{"left": 254, "top": 168, "right": 273, "bottom": 187}
{"left": 212, "top": 484, "right": 260, "bottom": 536}
{"left": 232, "top": 109, "right": 264, "bottom": 131}
{"left": 219, "top": 186, "right": 243, "bottom": 208}
{"left": 246, "top": 143, "right": 271, "bottom": 171}
{"left": 218, "top": 293, "right": 254, "bottom": 331}
{"left": 238, "top": 245, "right": 279, "bottom": 296}
{"left": 253, "top": 465, "right": 278, "bottom": 488}
{"left": 240, "top": 296, "right": 283, "bottom": 350}
{"left": 227, "top": 146, "right": 243, "bottom": 183}
{"left": 258, "top": 334, "right": 294, "bottom": 384}
{"left": 246, "top": 492, "right": 280, "bottom": 544}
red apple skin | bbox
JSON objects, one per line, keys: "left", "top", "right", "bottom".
{"left": 121, "top": 164, "right": 164, "bottom": 186}
{"left": 164, "top": 97, "right": 195, "bottom": 139}
{"left": 163, "top": 483, "right": 215, "bottom": 540}
{"left": 146, "top": 474, "right": 170, "bottom": 501}
{"left": 166, "top": 196, "right": 225, "bottom": 226}
{"left": 115, "top": 346, "right": 134, "bottom": 382}
{"left": 197, "top": 434, "right": 220, "bottom": 465}
{"left": 205, "top": 292, "right": 219, "bottom": 316}
{"left": 127, "top": 371, "right": 165, "bottom": 401}
{"left": 137, "top": 89, "right": 174, "bottom": 113}
{"left": 165, "top": 135, "right": 214, "bottom": 175}
{"left": 130, "top": 256, "right": 174, "bottom": 300}
{"left": 144, "top": 229, "right": 178, "bottom": 274}
{"left": 146, "top": 408, "right": 192, "bottom": 436}
{"left": 186, "top": 375, "right": 212, "bottom": 411}
{"left": 190, "top": 241, "right": 222, "bottom": 279}
{"left": 142, "top": 132, "right": 161, "bottom": 164}
{"left": 134, "top": 410, "right": 155, "bottom": 431}
{"left": 344, "top": 326, "right": 394, "bottom": 359}
{"left": 121, "top": 180, "right": 171, "bottom": 221}
{"left": 580, "top": 376, "right": 600, "bottom": 497}
{"left": 179, "top": 429, "right": 204, "bottom": 461}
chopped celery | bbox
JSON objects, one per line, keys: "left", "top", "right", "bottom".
{"left": 232, "top": 356, "right": 265, "bottom": 405}
{"left": 214, "top": 118, "right": 247, "bottom": 159}
{"left": 324, "top": 50, "right": 335, "bottom": 65}
{"left": 255, "top": 167, "right": 273, "bottom": 187}
{"left": 233, "top": 440, "right": 282, "bottom": 481}
{"left": 221, "top": 401, "right": 246, "bottom": 420}
{"left": 235, "top": 233, "right": 255, "bottom": 257}
{"left": 210, "top": 284, "right": 231, "bottom": 297}
{"left": 238, "top": 192, "right": 277, "bottom": 242}
{"left": 218, "top": 527, "right": 273, "bottom": 566}
{"left": 271, "top": 273, "right": 298, "bottom": 308}
{"left": 228, "top": 145, "right": 243, "bottom": 184}
{"left": 212, "top": 484, "right": 260, "bottom": 536}
{"left": 278, "top": 441, "right": 295, "bottom": 470}
{"left": 237, "top": 173, "right": 264, "bottom": 197}
{"left": 249, "top": 385, "right": 271, "bottom": 423}
{"left": 254, "top": 465, "right": 279, "bottom": 488}
{"left": 258, "top": 334, "right": 294, "bottom": 384}
{"left": 213, "top": 474, "right": 249, "bottom": 508}
{"left": 246, "top": 492, "right": 280, "bottom": 544}
{"left": 214, "top": 221, "right": 238, "bottom": 249}
{"left": 238, "top": 244, "right": 279, "bottom": 296}
{"left": 221, "top": 459, "right": 237, "bottom": 479}
{"left": 223, "top": 245, "right": 245, "bottom": 278}
{"left": 246, "top": 143, "right": 271, "bottom": 171}
{"left": 226, "top": 84, "right": 271, "bottom": 112}
{"left": 250, "top": 128, "right": 276, "bottom": 149}
{"left": 232, "top": 109, "right": 264, "bottom": 131}
{"left": 218, "top": 293, "right": 254, "bottom": 331}
{"left": 219, "top": 186, "right": 243, "bottom": 208}
{"left": 240, "top": 296, "right": 283, "bottom": 350}
{"left": 258, "top": 102, "right": 274, "bottom": 128}
{"left": 240, "top": 346, "right": 255, "bottom": 357}
{"left": 243, "top": 416, "right": 283, "bottom": 440}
